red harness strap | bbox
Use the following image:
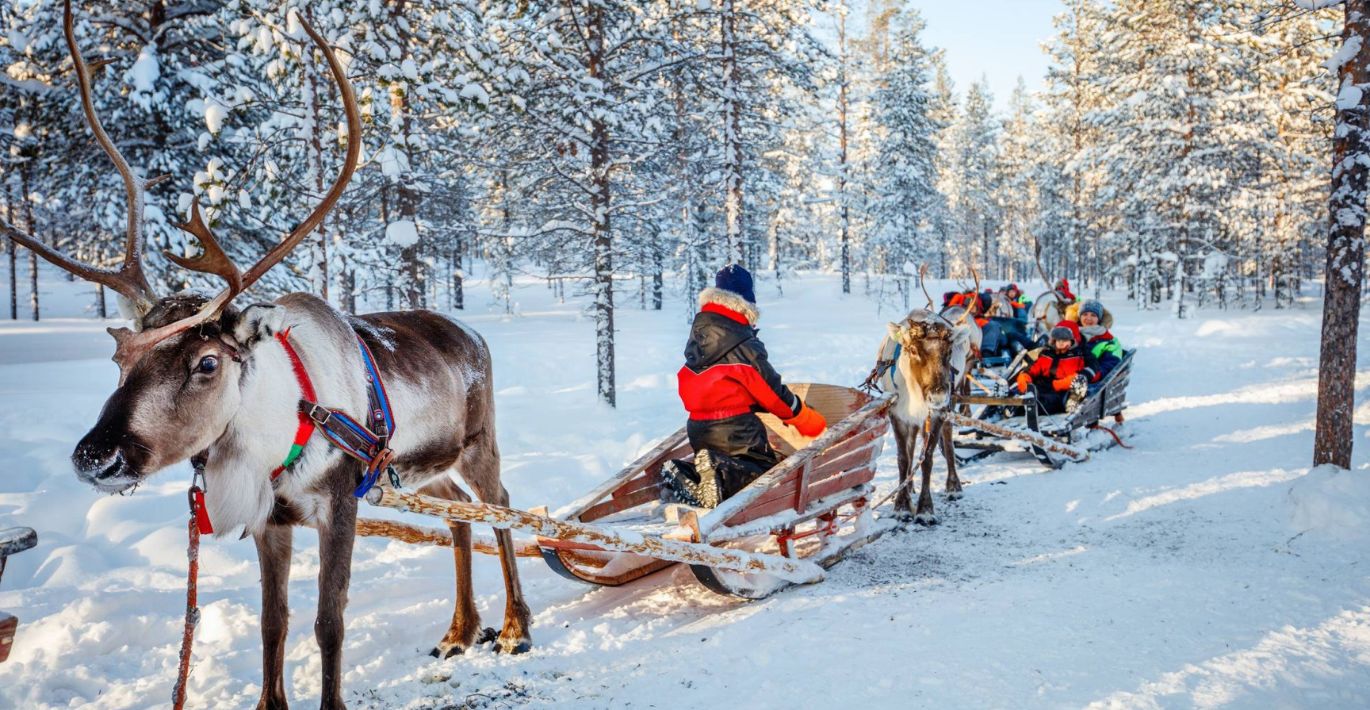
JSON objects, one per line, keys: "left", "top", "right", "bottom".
{"left": 271, "top": 329, "right": 318, "bottom": 480}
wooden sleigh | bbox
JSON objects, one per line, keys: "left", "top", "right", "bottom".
{"left": 952, "top": 349, "right": 1136, "bottom": 468}
{"left": 538, "top": 383, "right": 893, "bottom": 598}
{"left": 360, "top": 384, "right": 893, "bottom": 600}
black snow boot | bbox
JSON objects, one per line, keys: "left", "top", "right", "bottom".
{"left": 684, "top": 450, "right": 726, "bottom": 508}
{"left": 1066, "top": 374, "right": 1089, "bottom": 413}
{"left": 658, "top": 459, "right": 705, "bottom": 507}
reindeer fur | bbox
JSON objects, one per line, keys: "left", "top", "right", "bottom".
{"left": 881, "top": 308, "right": 981, "bottom": 525}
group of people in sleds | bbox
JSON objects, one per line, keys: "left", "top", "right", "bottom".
{"left": 943, "top": 279, "right": 1125, "bottom": 416}
{"left": 657, "top": 264, "right": 1124, "bottom": 511}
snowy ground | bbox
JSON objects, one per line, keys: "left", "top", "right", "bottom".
{"left": 2, "top": 265, "right": 1370, "bottom": 709}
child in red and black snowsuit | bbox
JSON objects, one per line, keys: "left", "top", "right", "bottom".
{"left": 660, "top": 264, "right": 827, "bottom": 507}
{"left": 1016, "top": 324, "right": 1096, "bottom": 414}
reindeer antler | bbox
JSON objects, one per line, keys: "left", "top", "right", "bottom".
{"left": 1033, "top": 235, "right": 1053, "bottom": 288}
{"left": 918, "top": 263, "right": 934, "bottom": 310}
{"left": 166, "top": 198, "right": 242, "bottom": 294}
{"left": 0, "top": 0, "right": 161, "bottom": 316}
{"left": 108, "top": 14, "right": 362, "bottom": 376}
{"left": 955, "top": 266, "right": 982, "bottom": 326}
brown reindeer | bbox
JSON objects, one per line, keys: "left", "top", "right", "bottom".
{"left": 874, "top": 268, "right": 982, "bottom": 524}
{"left": 1, "top": 5, "right": 529, "bottom": 708}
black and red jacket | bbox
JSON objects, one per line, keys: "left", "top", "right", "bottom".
{"left": 677, "top": 288, "right": 802, "bottom": 422}
{"left": 1025, "top": 343, "right": 1096, "bottom": 391}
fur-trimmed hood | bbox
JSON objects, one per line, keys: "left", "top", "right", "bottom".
{"left": 698, "top": 287, "right": 760, "bottom": 325}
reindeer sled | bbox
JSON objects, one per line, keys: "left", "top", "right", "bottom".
{"left": 362, "top": 384, "right": 893, "bottom": 600}
{"left": 952, "top": 348, "right": 1136, "bottom": 469}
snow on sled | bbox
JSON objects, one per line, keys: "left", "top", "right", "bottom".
{"left": 952, "top": 349, "right": 1135, "bottom": 469}
{"left": 536, "top": 383, "right": 893, "bottom": 599}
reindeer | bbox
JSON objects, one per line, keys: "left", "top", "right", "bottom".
{"left": 873, "top": 267, "right": 982, "bottom": 525}
{"left": 1, "top": 5, "right": 530, "bottom": 708}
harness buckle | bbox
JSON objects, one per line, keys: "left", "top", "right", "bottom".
{"left": 307, "top": 404, "right": 333, "bottom": 426}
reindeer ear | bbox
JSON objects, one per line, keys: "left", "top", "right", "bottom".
{"left": 887, "top": 322, "right": 904, "bottom": 342}
{"left": 229, "top": 304, "right": 284, "bottom": 350}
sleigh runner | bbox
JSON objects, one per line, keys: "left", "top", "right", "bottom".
{"left": 362, "top": 383, "right": 893, "bottom": 599}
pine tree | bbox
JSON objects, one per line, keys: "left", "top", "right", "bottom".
{"left": 867, "top": 7, "right": 942, "bottom": 296}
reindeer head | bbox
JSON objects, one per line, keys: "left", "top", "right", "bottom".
{"left": 0, "top": 2, "right": 359, "bottom": 494}
{"left": 71, "top": 300, "right": 293, "bottom": 492}
{"left": 886, "top": 318, "right": 957, "bottom": 409}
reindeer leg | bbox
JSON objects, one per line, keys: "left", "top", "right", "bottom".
{"left": 418, "top": 475, "right": 483, "bottom": 658}
{"left": 254, "top": 523, "right": 293, "bottom": 710}
{"left": 891, "top": 417, "right": 916, "bottom": 521}
{"left": 915, "top": 426, "right": 938, "bottom": 526}
{"left": 461, "top": 430, "right": 532, "bottom": 655}
{"left": 315, "top": 486, "right": 357, "bottom": 710}
{"left": 941, "top": 417, "right": 963, "bottom": 500}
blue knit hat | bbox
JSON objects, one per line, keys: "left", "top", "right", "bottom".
{"left": 1080, "top": 299, "right": 1105, "bottom": 320}
{"left": 715, "top": 264, "right": 756, "bottom": 304}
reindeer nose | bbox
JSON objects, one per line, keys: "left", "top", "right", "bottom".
{"left": 72, "top": 437, "right": 118, "bottom": 477}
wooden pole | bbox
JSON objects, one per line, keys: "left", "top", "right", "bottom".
{"left": 364, "top": 487, "right": 824, "bottom": 584}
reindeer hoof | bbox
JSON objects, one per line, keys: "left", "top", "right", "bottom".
{"left": 945, "top": 490, "right": 963, "bottom": 501}
{"left": 431, "top": 644, "right": 465, "bottom": 659}
{"left": 891, "top": 509, "right": 915, "bottom": 523}
{"left": 432, "top": 627, "right": 491, "bottom": 659}
{"left": 914, "top": 512, "right": 938, "bottom": 526}
{"left": 478, "top": 627, "right": 499, "bottom": 644}
{"left": 495, "top": 637, "right": 532, "bottom": 655}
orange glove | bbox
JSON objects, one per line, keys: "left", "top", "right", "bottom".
{"left": 1052, "top": 376, "right": 1074, "bottom": 391}
{"left": 1016, "top": 373, "right": 1031, "bottom": 394}
{"left": 784, "top": 402, "right": 828, "bottom": 438}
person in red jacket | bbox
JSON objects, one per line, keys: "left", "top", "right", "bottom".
{"left": 660, "top": 264, "right": 827, "bottom": 507}
{"left": 1015, "top": 324, "right": 1095, "bottom": 414}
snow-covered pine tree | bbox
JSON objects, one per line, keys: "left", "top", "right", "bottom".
{"left": 868, "top": 7, "right": 942, "bottom": 296}
{"left": 693, "top": 0, "right": 826, "bottom": 270}
{"left": 495, "top": 0, "right": 681, "bottom": 406}
{"left": 1039, "top": 0, "right": 1107, "bottom": 290}
{"left": 993, "top": 79, "right": 1038, "bottom": 282}
{"left": 928, "top": 52, "right": 959, "bottom": 278}
{"left": 945, "top": 78, "right": 999, "bottom": 275}
{"left": 3, "top": 0, "right": 249, "bottom": 313}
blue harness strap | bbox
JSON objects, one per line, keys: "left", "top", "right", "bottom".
{"left": 297, "top": 334, "right": 399, "bottom": 498}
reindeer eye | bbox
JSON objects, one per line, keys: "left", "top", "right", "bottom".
{"left": 196, "top": 355, "right": 220, "bottom": 375}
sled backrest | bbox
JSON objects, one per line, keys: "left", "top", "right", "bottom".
{"left": 759, "top": 383, "right": 872, "bottom": 456}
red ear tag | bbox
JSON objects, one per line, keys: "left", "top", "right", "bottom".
{"left": 192, "top": 488, "right": 214, "bottom": 535}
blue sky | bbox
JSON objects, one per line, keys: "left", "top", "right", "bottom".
{"left": 851, "top": 0, "right": 1062, "bottom": 110}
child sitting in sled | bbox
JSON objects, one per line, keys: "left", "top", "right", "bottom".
{"left": 659, "top": 264, "right": 827, "bottom": 508}
{"left": 1015, "top": 324, "right": 1096, "bottom": 415}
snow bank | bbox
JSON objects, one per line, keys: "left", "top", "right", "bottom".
{"left": 1288, "top": 464, "right": 1370, "bottom": 542}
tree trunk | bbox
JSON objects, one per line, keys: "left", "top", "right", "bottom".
{"left": 22, "top": 168, "right": 37, "bottom": 321}
{"left": 305, "top": 11, "right": 329, "bottom": 302}
{"left": 391, "top": 5, "right": 424, "bottom": 309}
{"left": 651, "top": 234, "right": 663, "bottom": 311}
{"left": 721, "top": 0, "right": 746, "bottom": 266}
{"left": 837, "top": 5, "right": 851, "bottom": 294}
{"left": 1314, "top": 1, "right": 1370, "bottom": 469}
{"left": 589, "top": 4, "right": 615, "bottom": 407}
{"left": 451, "top": 245, "right": 464, "bottom": 310}
{"left": 6, "top": 192, "right": 16, "bottom": 320}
